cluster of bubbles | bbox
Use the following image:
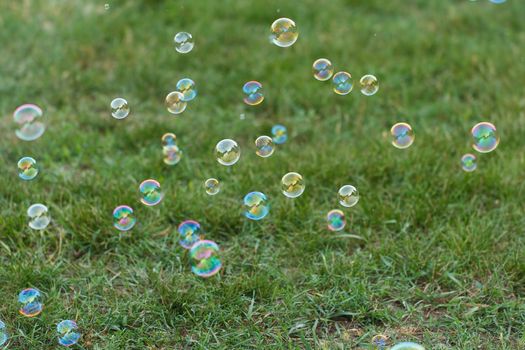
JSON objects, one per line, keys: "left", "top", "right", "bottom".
{"left": 162, "top": 133, "right": 182, "bottom": 165}
{"left": 456, "top": 121, "right": 499, "bottom": 172}
{"left": 165, "top": 78, "right": 197, "bottom": 115}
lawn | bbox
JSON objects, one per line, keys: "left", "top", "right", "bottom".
{"left": 0, "top": 0, "right": 524, "bottom": 349}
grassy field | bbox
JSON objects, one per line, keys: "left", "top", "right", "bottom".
{"left": 1, "top": 0, "right": 524, "bottom": 349}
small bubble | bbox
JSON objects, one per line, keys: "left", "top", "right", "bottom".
{"left": 104, "top": 3, "right": 110, "bottom": 10}
{"left": 110, "top": 98, "right": 130, "bottom": 119}
{"left": 338, "top": 185, "right": 359, "bottom": 208}
{"left": 161, "top": 133, "right": 177, "bottom": 147}
{"left": 190, "top": 240, "right": 222, "bottom": 277}
{"left": 461, "top": 153, "right": 477, "bottom": 172}
{"left": 178, "top": 220, "right": 202, "bottom": 249}
{"left": 281, "top": 172, "right": 305, "bottom": 198}
{"left": 359, "top": 74, "right": 379, "bottom": 96}
{"left": 205, "top": 178, "right": 220, "bottom": 195}
{"left": 271, "top": 124, "right": 287, "bottom": 144}
{"left": 139, "top": 179, "right": 163, "bottom": 206}
{"left": 215, "top": 139, "right": 240, "bottom": 166}
{"left": 391, "top": 122, "right": 415, "bottom": 149}
{"left": 312, "top": 58, "right": 334, "bottom": 81}
{"left": 176, "top": 78, "right": 197, "bottom": 102}
{"left": 27, "top": 203, "right": 50, "bottom": 230}
{"left": 18, "top": 156, "right": 39, "bottom": 180}
{"left": 113, "top": 205, "right": 136, "bottom": 231}
{"left": 270, "top": 18, "right": 298, "bottom": 47}
{"left": 371, "top": 334, "right": 389, "bottom": 349}
{"left": 239, "top": 113, "right": 246, "bottom": 120}
{"left": 243, "top": 81, "right": 264, "bottom": 106}
{"left": 255, "top": 135, "right": 275, "bottom": 158}
{"left": 332, "top": 72, "right": 353, "bottom": 95}
{"left": 471, "top": 122, "right": 499, "bottom": 153}
{"left": 174, "top": 32, "right": 194, "bottom": 53}
{"left": 13, "top": 104, "right": 46, "bottom": 141}
{"left": 165, "top": 91, "right": 187, "bottom": 114}
{"left": 57, "top": 320, "right": 81, "bottom": 347}
{"left": 243, "top": 191, "right": 270, "bottom": 220}
{"left": 327, "top": 209, "right": 345, "bottom": 231}
{"left": 163, "top": 145, "right": 182, "bottom": 165}
{"left": 18, "top": 288, "right": 43, "bottom": 317}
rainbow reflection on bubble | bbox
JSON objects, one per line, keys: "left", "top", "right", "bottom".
{"left": 189, "top": 240, "right": 222, "bottom": 277}
{"left": 178, "top": 220, "right": 202, "bottom": 249}
{"left": 461, "top": 153, "right": 477, "bottom": 172}
{"left": 270, "top": 18, "right": 298, "bottom": 47}
{"left": 390, "top": 342, "right": 425, "bottom": 350}
{"left": 161, "top": 133, "right": 177, "bottom": 147}
{"left": 271, "top": 124, "right": 287, "bottom": 144}
{"left": 176, "top": 78, "right": 197, "bottom": 101}
{"left": 13, "top": 104, "right": 46, "bottom": 141}
{"left": 312, "top": 58, "right": 333, "bottom": 81}
{"left": 139, "top": 179, "right": 163, "bottom": 206}
{"left": 57, "top": 320, "right": 81, "bottom": 347}
{"left": 18, "top": 288, "right": 43, "bottom": 317}
{"left": 113, "top": 205, "right": 136, "bottom": 231}
{"left": 471, "top": 122, "right": 499, "bottom": 153}
{"left": 332, "top": 71, "right": 353, "bottom": 95}
{"left": 18, "top": 156, "right": 39, "bottom": 180}
{"left": 391, "top": 122, "right": 415, "bottom": 149}
{"left": 243, "top": 81, "right": 264, "bottom": 106}
{"left": 327, "top": 209, "right": 345, "bottom": 231}
{"left": 243, "top": 191, "right": 269, "bottom": 220}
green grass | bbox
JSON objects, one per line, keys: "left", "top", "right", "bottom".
{"left": 1, "top": 0, "right": 524, "bottom": 349}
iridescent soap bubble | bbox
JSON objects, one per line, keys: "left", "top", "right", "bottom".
{"left": 271, "top": 124, "right": 287, "bottom": 144}
{"left": 461, "top": 153, "right": 477, "bottom": 172}
{"left": 57, "top": 320, "right": 81, "bottom": 347}
{"left": 205, "top": 178, "right": 220, "bottom": 195}
{"left": 281, "top": 172, "right": 305, "bottom": 198}
{"left": 178, "top": 220, "right": 202, "bottom": 249}
{"left": 18, "top": 288, "right": 43, "bottom": 317}
{"left": 0, "top": 320, "right": 8, "bottom": 347}
{"left": 359, "top": 74, "right": 379, "bottom": 96}
{"left": 327, "top": 209, "right": 345, "bottom": 231}
{"left": 270, "top": 18, "right": 298, "bottom": 47}
{"left": 113, "top": 205, "right": 136, "bottom": 231}
{"left": 189, "top": 240, "right": 221, "bottom": 277}
{"left": 18, "top": 156, "right": 39, "bottom": 180}
{"left": 390, "top": 342, "right": 425, "bottom": 350}
{"left": 215, "top": 139, "right": 240, "bottom": 166}
{"left": 163, "top": 145, "right": 182, "bottom": 165}
{"left": 110, "top": 98, "right": 130, "bottom": 119}
{"left": 176, "top": 78, "right": 197, "bottom": 102}
{"left": 255, "top": 135, "right": 274, "bottom": 158}
{"left": 161, "top": 133, "right": 177, "bottom": 147}
{"left": 27, "top": 203, "right": 50, "bottom": 230}
{"left": 312, "top": 58, "right": 334, "bottom": 81}
{"left": 391, "top": 122, "right": 415, "bottom": 149}
{"left": 471, "top": 122, "right": 499, "bottom": 153}
{"left": 332, "top": 72, "right": 353, "bottom": 95}
{"left": 139, "top": 179, "right": 163, "bottom": 206}
{"left": 243, "top": 191, "right": 269, "bottom": 220}
{"left": 13, "top": 104, "right": 46, "bottom": 141}
{"left": 165, "top": 91, "right": 187, "bottom": 114}
{"left": 338, "top": 185, "right": 359, "bottom": 208}
{"left": 243, "top": 81, "right": 264, "bottom": 106}
{"left": 371, "top": 334, "right": 389, "bottom": 348}
{"left": 174, "top": 32, "right": 194, "bottom": 53}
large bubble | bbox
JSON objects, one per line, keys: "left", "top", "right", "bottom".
{"left": 359, "top": 74, "right": 379, "bottom": 96}
{"left": 178, "top": 220, "right": 202, "bottom": 249}
{"left": 215, "top": 139, "right": 240, "bottom": 166}
{"left": 174, "top": 32, "right": 194, "bottom": 53}
{"left": 165, "top": 91, "right": 187, "bottom": 114}
{"left": 281, "top": 172, "right": 305, "bottom": 198}
{"left": 312, "top": 58, "right": 334, "bottom": 81}
{"left": 139, "top": 179, "right": 163, "bottom": 206}
{"left": 391, "top": 122, "right": 415, "bottom": 149}
{"left": 113, "top": 205, "right": 136, "bottom": 231}
{"left": 13, "top": 104, "right": 46, "bottom": 141}
{"left": 243, "top": 191, "right": 269, "bottom": 220}
{"left": 332, "top": 72, "right": 353, "bottom": 95}
{"left": 270, "top": 18, "right": 298, "bottom": 47}
{"left": 189, "top": 240, "right": 222, "bottom": 277}
{"left": 338, "top": 185, "right": 359, "bottom": 208}
{"left": 471, "top": 122, "right": 499, "bottom": 153}
{"left": 255, "top": 135, "right": 275, "bottom": 158}
{"left": 18, "top": 156, "right": 39, "bottom": 180}
{"left": 176, "top": 78, "right": 197, "bottom": 102}
{"left": 243, "top": 81, "right": 264, "bottom": 106}
{"left": 27, "top": 203, "right": 50, "bottom": 230}
{"left": 18, "top": 288, "right": 43, "bottom": 317}
{"left": 57, "top": 320, "right": 81, "bottom": 347}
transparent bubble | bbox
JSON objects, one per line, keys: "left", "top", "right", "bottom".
{"left": 270, "top": 18, "right": 298, "bottom": 48}
{"left": 110, "top": 98, "right": 130, "bottom": 119}
{"left": 57, "top": 320, "right": 81, "bottom": 347}
{"left": 215, "top": 139, "right": 240, "bottom": 166}
{"left": 312, "top": 58, "right": 334, "bottom": 81}
{"left": 190, "top": 240, "right": 221, "bottom": 277}
{"left": 0, "top": 320, "right": 8, "bottom": 347}
{"left": 205, "top": 178, "right": 220, "bottom": 195}
{"left": 178, "top": 220, "right": 202, "bottom": 249}
{"left": 461, "top": 153, "right": 477, "bottom": 172}
{"left": 371, "top": 334, "right": 389, "bottom": 349}
{"left": 18, "top": 288, "right": 43, "bottom": 317}
{"left": 163, "top": 145, "right": 182, "bottom": 165}
{"left": 174, "top": 32, "right": 194, "bottom": 53}
{"left": 391, "top": 122, "right": 415, "bottom": 149}
{"left": 27, "top": 203, "right": 50, "bottom": 230}
{"left": 18, "top": 156, "right": 39, "bottom": 181}
{"left": 489, "top": 0, "right": 506, "bottom": 3}
{"left": 327, "top": 209, "right": 345, "bottom": 231}
{"left": 176, "top": 78, "right": 197, "bottom": 102}
{"left": 338, "top": 185, "right": 359, "bottom": 208}
{"left": 243, "top": 191, "right": 269, "bottom": 220}
{"left": 255, "top": 135, "right": 275, "bottom": 158}
{"left": 165, "top": 91, "right": 187, "bottom": 114}
{"left": 161, "top": 133, "right": 177, "bottom": 147}
{"left": 360, "top": 74, "right": 379, "bottom": 96}
{"left": 13, "top": 104, "right": 46, "bottom": 141}
{"left": 139, "top": 179, "right": 163, "bottom": 206}
{"left": 243, "top": 81, "right": 264, "bottom": 106}
{"left": 271, "top": 124, "right": 288, "bottom": 144}
{"left": 390, "top": 342, "right": 425, "bottom": 350}
{"left": 471, "top": 122, "right": 499, "bottom": 153}
{"left": 113, "top": 205, "right": 136, "bottom": 231}
{"left": 239, "top": 113, "right": 246, "bottom": 120}
{"left": 104, "top": 3, "right": 110, "bottom": 10}
{"left": 281, "top": 172, "right": 305, "bottom": 198}
{"left": 332, "top": 72, "right": 353, "bottom": 95}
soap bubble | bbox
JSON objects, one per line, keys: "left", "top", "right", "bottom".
{"left": 176, "top": 78, "right": 197, "bottom": 101}
{"left": 243, "top": 81, "right": 264, "bottom": 106}
{"left": 27, "top": 203, "right": 50, "bottom": 230}
{"left": 332, "top": 72, "right": 353, "bottom": 95}
{"left": 205, "top": 178, "right": 220, "bottom": 195}
{"left": 270, "top": 18, "right": 298, "bottom": 47}
{"left": 113, "top": 205, "right": 136, "bottom": 231}
{"left": 338, "top": 185, "right": 359, "bottom": 208}
{"left": 178, "top": 220, "right": 202, "bottom": 249}
{"left": 390, "top": 342, "right": 425, "bottom": 350}
{"left": 161, "top": 133, "right": 177, "bottom": 147}
{"left": 312, "top": 58, "right": 334, "bottom": 81}
{"left": 174, "top": 32, "right": 194, "bottom": 53}
{"left": 104, "top": 3, "right": 110, "bottom": 10}
{"left": 18, "top": 288, "right": 43, "bottom": 317}
{"left": 391, "top": 122, "right": 415, "bottom": 149}
{"left": 13, "top": 104, "right": 46, "bottom": 141}
{"left": 489, "top": 0, "right": 506, "bottom": 3}
{"left": 139, "top": 179, "right": 163, "bottom": 206}
{"left": 189, "top": 240, "right": 221, "bottom": 277}
{"left": 371, "top": 334, "right": 389, "bottom": 348}
{"left": 0, "top": 320, "right": 8, "bottom": 347}
{"left": 18, "top": 156, "right": 39, "bottom": 180}
{"left": 110, "top": 98, "right": 130, "bottom": 119}
{"left": 359, "top": 74, "right": 379, "bottom": 96}
{"left": 271, "top": 124, "right": 287, "bottom": 144}
{"left": 215, "top": 139, "right": 240, "bottom": 166}
{"left": 57, "top": 320, "right": 81, "bottom": 347}
{"left": 255, "top": 135, "right": 275, "bottom": 158}
{"left": 163, "top": 145, "right": 182, "bottom": 165}
{"left": 243, "top": 191, "right": 269, "bottom": 220}
{"left": 166, "top": 91, "right": 187, "bottom": 114}
{"left": 327, "top": 209, "right": 345, "bottom": 231}
{"left": 471, "top": 122, "right": 499, "bottom": 153}
{"left": 281, "top": 172, "right": 305, "bottom": 198}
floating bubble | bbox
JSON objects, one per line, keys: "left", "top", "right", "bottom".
{"left": 332, "top": 72, "right": 353, "bottom": 95}
{"left": 489, "top": 0, "right": 506, "bottom": 3}
{"left": 139, "top": 179, "right": 163, "bottom": 206}
{"left": 243, "top": 81, "right": 264, "bottom": 106}
{"left": 27, "top": 203, "right": 50, "bottom": 230}
{"left": 312, "top": 58, "right": 334, "bottom": 81}
{"left": 57, "top": 320, "right": 81, "bottom": 347}
{"left": 174, "top": 32, "right": 194, "bottom": 53}
{"left": 327, "top": 209, "right": 345, "bottom": 231}
{"left": 18, "top": 156, "right": 39, "bottom": 181}
{"left": 178, "top": 220, "right": 202, "bottom": 249}
{"left": 110, "top": 98, "right": 130, "bottom": 119}
{"left": 270, "top": 18, "right": 298, "bottom": 47}
{"left": 281, "top": 172, "right": 305, "bottom": 198}
{"left": 18, "top": 288, "right": 43, "bottom": 317}
{"left": 390, "top": 342, "right": 425, "bottom": 350}
{"left": 461, "top": 153, "right": 477, "bottom": 172}
{"left": 215, "top": 139, "right": 240, "bottom": 166}
{"left": 165, "top": 91, "right": 187, "bottom": 115}
{"left": 360, "top": 74, "right": 379, "bottom": 96}
{"left": 255, "top": 135, "right": 275, "bottom": 158}
{"left": 271, "top": 124, "right": 287, "bottom": 144}
{"left": 176, "top": 78, "right": 197, "bottom": 102}
{"left": 113, "top": 205, "right": 136, "bottom": 231}
{"left": 243, "top": 191, "right": 269, "bottom": 220}
{"left": 0, "top": 320, "right": 8, "bottom": 347}
{"left": 163, "top": 145, "right": 182, "bottom": 165}
{"left": 239, "top": 113, "right": 246, "bottom": 120}
{"left": 189, "top": 240, "right": 221, "bottom": 277}
{"left": 205, "top": 178, "right": 220, "bottom": 195}
{"left": 471, "top": 122, "right": 499, "bottom": 153}
{"left": 338, "top": 185, "right": 359, "bottom": 208}
{"left": 104, "top": 3, "right": 110, "bottom": 10}
{"left": 13, "top": 104, "right": 46, "bottom": 141}
{"left": 161, "top": 133, "right": 177, "bottom": 147}
{"left": 371, "top": 334, "right": 389, "bottom": 348}
{"left": 391, "top": 122, "right": 415, "bottom": 149}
